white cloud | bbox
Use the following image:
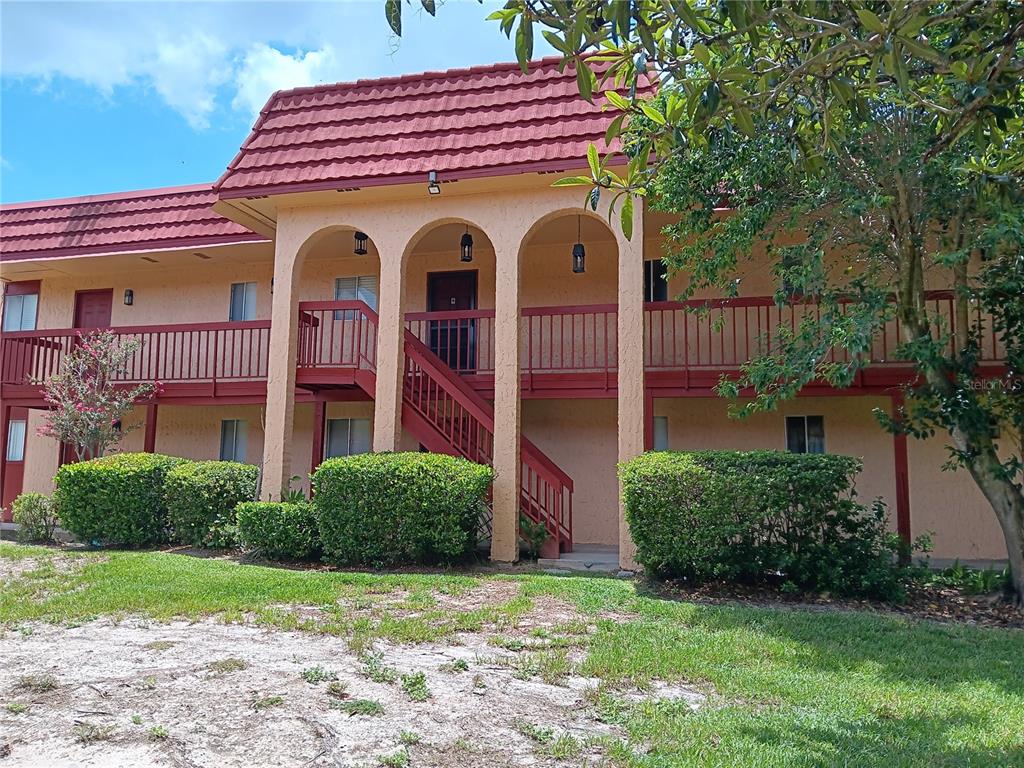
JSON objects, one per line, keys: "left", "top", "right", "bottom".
{"left": 232, "top": 44, "right": 338, "bottom": 119}
{"left": 0, "top": 1, "right": 542, "bottom": 130}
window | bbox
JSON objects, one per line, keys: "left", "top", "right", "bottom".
{"left": 219, "top": 420, "right": 247, "bottom": 462}
{"left": 325, "top": 418, "right": 371, "bottom": 458}
{"left": 6, "top": 419, "right": 26, "bottom": 462}
{"left": 786, "top": 415, "right": 825, "bottom": 454}
{"left": 229, "top": 282, "right": 257, "bottom": 321}
{"left": 643, "top": 260, "right": 668, "bottom": 303}
{"left": 2, "top": 287, "right": 38, "bottom": 332}
{"left": 335, "top": 275, "right": 378, "bottom": 310}
{"left": 652, "top": 416, "right": 669, "bottom": 451}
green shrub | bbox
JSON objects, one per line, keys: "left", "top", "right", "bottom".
{"left": 312, "top": 452, "right": 493, "bottom": 568}
{"left": 54, "top": 453, "right": 185, "bottom": 547}
{"left": 620, "top": 450, "right": 908, "bottom": 599}
{"left": 12, "top": 493, "right": 59, "bottom": 544}
{"left": 235, "top": 501, "right": 319, "bottom": 560}
{"left": 164, "top": 461, "right": 259, "bottom": 547}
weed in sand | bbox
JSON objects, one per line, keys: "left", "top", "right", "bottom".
{"left": 549, "top": 733, "right": 583, "bottom": 760}
{"left": 301, "top": 666, "right": 338, "bottom": 685}
{"left": 401, "top": 672, "right": 430, "bottom": 702}
{"left": 378, "top": 748, "right": 410, "bottom": 767}
{"left": 325, "top": 681, "right": 349, "bottom": 700}
{"left": 399, "top": 730, "right": 421, "bottom": 745}
{"left": 334, "top": 698, "right": 384, "bottom": 716}
{"left": 251, "top": 695, "right": 284, "bottom": 711}
{"left": 4, "top": 702, "right": 28, "bottom": 714}
{"left": 130, "top": 714, "right": 143, "bottom": 725}
{"left": 207, "top": 658, "right": 248, "bottom": 674}
{"left": 516, "top": 720, "right": 554, "bottom": 744}
{"left": 536, "top": 649, "right": 573, "bottom": 684}
{"left": 73, "top": 723, "right": 116, "bottom": 743}
{"left": 16, "top": 674, "right": 56, "bottom": 693}
{"left": 471, "top": 674, "right": 486, "bottom": 691}
{"left": 148, "top": 725, "right": 169, "bottom": 740}
{"left": 361, "top": 654, "right": 399, "bottom": 684}
{"left": 490, "top": 636, "right": 527, "bottom": 652}
{"left": 440, "top": 658, "right": 470, "bottom": 673}
{"left": 143, "top": 640, "right": 177, "bottom": 651}
{"left": 138, "top": 675, "right": 158, "bottom": 690}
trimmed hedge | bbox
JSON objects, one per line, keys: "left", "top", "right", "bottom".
{"left": 620, "top": 450, "right": 907, "bottom": 599}
{"left": 235, "top": 501, "right": 319, "bottom": 560}
{"left": 165, "top": 460, "right": 260, "bottom": 547}
{"left": 312, "top": 452, "right": 493, "bottom": 567}
{"left": 55, "top": 453, "right": 185, "bottom": 547}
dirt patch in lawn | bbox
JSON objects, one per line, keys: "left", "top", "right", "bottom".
{"left": 0, "top": 611, "right": 703, "bottom": 767}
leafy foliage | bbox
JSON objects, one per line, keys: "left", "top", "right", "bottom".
{"left": 620, "top": 450, "right": 916, "bottom": 599}
{"left": 518, "top": 514, "right": 549, "bottom": 560}
{"left": 312, "top": 452, "right": 493, "bottom": 568}
{"left": 54, "top": 453, "right": 185, "bottom": 547}
{"left": 234, "top": 501, "right": 319, "bottom": 561}
{"left": 164, "top": 461, "right": 259, "bottom": 547}
{"left": 35, "top": 330, "right": 156, "bottom": 461}
{"left": 12, "top": 493, "right": 58, "bottom": 544}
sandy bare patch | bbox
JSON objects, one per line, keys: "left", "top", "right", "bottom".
{"left": 0, "top": 550, "right": 95, "bottom": 585}
{"left": 0, "top": 613, "right": 703, "bottom": 767}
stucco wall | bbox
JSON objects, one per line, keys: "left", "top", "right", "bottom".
{"left": 522, "top": 398, "right": 619, "bottom": 546}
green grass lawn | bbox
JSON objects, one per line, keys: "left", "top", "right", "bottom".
{"left": 2, "top": 542, "right": 1022, "bottom": 767}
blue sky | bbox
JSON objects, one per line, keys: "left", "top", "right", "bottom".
{"left": 1, "top": 1, "right": 554, "bottom": 203}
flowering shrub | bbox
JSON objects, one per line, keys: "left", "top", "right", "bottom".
{"left": 36, "top": 330, "right": 156, "bottom": 461}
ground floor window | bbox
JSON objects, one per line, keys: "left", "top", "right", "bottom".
{"left": 325, "top": 418, "right": 371, "bottom": 458}
{"left": 219, "top": 419, "right": 247, "bottom": 462}
{"left": 786, "top": 415, "right": 825, "bottom": 454}
{"left": 6, "top": 419, "right": 26, "bottom": 462}
{"left": 652, "top": 415, "right": 669, "bottom": 451}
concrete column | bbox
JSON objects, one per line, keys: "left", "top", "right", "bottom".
{"left": 491, "top": 241, "right": 521, "bottom": 562}
{"left": 616, "top": 199, "right": 645, "bottom": 570}
{"left": 260, "top": 235, "right": 302, "bottom": 500}
{"left": 372, "top": 244, "right": 406, "bottom": 452}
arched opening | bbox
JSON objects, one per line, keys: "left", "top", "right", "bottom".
{"left": 403, "top": 220, "right": 497, "bottom": 377}
{"left": 294, "top": 225, "right": 383, "bottom": 481}
{"left": 517, "top": 210, "right": 621, "bottom": 552}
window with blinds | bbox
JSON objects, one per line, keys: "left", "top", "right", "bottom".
{"left": 334, "top": 275, "right": 378, "bottom": 310}
{"left": 229, "top": 282, "right": 257, "bottom": 321}
{"left": 325, "top": 418, "right": 372, "bottom": 458}
{"left": 219, "top": 419, "right": 248, "bottom": 462}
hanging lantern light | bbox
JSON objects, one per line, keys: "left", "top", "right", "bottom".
{"left": 353, "top": 231, "right": 368, "bottom": 255}
{"left": 572, "top": 215, "right": 586, "bottom": 273}
{"left": 460, "top": 226, "right": 474, "bottom": 262}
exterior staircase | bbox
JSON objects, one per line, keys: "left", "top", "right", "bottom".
{"left": 298, "top": 300, "right": 573, "bottom": 554}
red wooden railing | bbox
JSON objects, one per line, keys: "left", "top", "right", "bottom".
{"left": 522, "top": 304, "right": 618, "bottom": 378}
{"left": 405, "top": 309, "right": 495, "bottom": 375}
{"left": 297, "top": 300, "right": 377, "bottom": 373}
{"left": 0, "top": 320, "right": 271, "bottom": 388}
{"left": 402, "top": 330, "right": 573, "bottom": 550}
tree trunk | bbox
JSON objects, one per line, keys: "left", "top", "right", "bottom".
{"left": 962, "top": 444, "right": 1024, "bottom": 607}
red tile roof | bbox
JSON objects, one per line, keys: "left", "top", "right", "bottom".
{"left": 1, "top": 185, "right": 266, "bottom": 262}
{"left": 215, "top": 57, "right": 652, "bottom": 199}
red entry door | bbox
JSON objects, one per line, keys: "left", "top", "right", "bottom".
{"left": 73, "top": 289, "right": 113, "bottom": 329}
{"left": 2, "top": 407, "right": 29, "bottom": 522}
{"left": 427, "top": 271, "right": 478, "bottom": 371}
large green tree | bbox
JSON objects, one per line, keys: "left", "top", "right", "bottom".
{"left": 393, "top": 1, "right": 1024, "bottom": 604}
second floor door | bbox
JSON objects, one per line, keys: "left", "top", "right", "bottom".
{"left": 427, "top": 271, "right": 477, "bottom": 372}
{"left": 74, "top": 289, "right": 113, "bottom": 330}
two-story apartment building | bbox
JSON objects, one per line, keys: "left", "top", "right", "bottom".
{"left": 0, "top": 59, "right": 1009, "bottom": 568}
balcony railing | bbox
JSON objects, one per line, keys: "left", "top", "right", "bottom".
{"left": 2, "top": 292, "right": 1004, "bottom": 398}
{"left": 0, "top": 320, "right": 272, "bottom": 391}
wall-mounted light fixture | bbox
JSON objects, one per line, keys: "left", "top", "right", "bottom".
{"left": 427, "top": 170, "right": 441, "bottom": 196}
{"left": 123, "top": 289, "right": 134, "bottom": 306}
{"left": 354, "top": 231, "right": 369, "bottom": 255}
{"left": 572, "top": 216, "right": 586, "bottom": 274}
{"left": 460, "top": 226, "right": 474, "bottom": 262}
